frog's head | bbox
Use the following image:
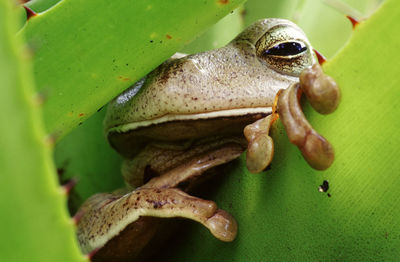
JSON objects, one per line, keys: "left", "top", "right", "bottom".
{"left": 105, "top": 18, "right": 316, "bottom": 157}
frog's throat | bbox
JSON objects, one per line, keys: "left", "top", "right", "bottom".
{"left": 108, "top": 107, "right": 272, "bottom": 134}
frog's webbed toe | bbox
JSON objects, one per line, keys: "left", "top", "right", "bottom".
{"left": 277, "top": 64, "right": 340, "bottom": 170}
{"left": 244, "top": 115, "right": 274, "bottom": 173}
{"left": 299, "top": 64, "right": 341, "bottom": 114}
{"left": 77, "top": 187, "right": 237, "bottom": 260}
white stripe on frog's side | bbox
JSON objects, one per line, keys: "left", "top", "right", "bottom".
{"left": 108, "top": 107, "right": 273, "bottom": 134}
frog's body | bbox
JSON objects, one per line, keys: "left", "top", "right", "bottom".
{"left": 77, "top": 18, "right": 339, "bottom": 262}
{"left": 104, "top": 19, "right": 313, "bottom": 189}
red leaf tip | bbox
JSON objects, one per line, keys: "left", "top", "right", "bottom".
{"left": 72, "top": 209, "right": 84, "bottom": 225}
{"left": 86, "top": 247, "right": 100, "bottom": 261}
{"left": 62, "top": 177, "right": 78, "bottom": 195}
{"left": 23, "top": 5, "right": 37, "bottom": 21}
{"left": 346, "top": 15, "right": 360, "bottom": 29}
{"left": 313, "top": 49, "right": 327, "bottom": 65}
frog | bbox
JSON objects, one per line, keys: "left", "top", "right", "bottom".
{"left": 76, "top": 18, "right": 340, "bottom": 262}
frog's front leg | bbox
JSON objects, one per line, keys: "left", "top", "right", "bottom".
{"left": 244, "top": 115, "right": 275, "bottom": 173}
{"left": 278, "top": 64, "right": 341, "bottom": 170}
{"left": 243, "top": 64, "right": 340, "bottom": 172}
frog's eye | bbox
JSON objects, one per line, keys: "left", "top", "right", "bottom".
{"left": 264, "top": 41, "right": 307, "bottom": 56}
{"left": 255, "top": 25, "right": 314, "bottom": 76}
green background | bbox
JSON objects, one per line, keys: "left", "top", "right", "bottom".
{"left": 2, "top": 0, "right": 399, "bottom": 261}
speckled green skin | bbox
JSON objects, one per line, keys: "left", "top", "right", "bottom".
{"left": 104, "top": 19, "right": 314, "bottom": 136}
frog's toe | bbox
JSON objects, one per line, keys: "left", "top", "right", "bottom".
{"left": 76, "top": 187, "right": 237, "bottom": 259}
{"left": 278, "top": 83, "right": 334, "bottom": 170}
{"left": 244, "top": 115, "right": 274, "bottom": 173}
{"left": 205, "top": 209, "right": 237, "bottom": 242}
{"left": 299, "top": 64, "right": 341, "bottom": 114}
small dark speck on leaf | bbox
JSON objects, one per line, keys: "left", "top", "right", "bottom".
{"left": 78, "top": 122, "right": 83, "bottom": 126}
{"left": 166, "top": 34, "right": 172, "bottom": 39}
{"left": 150, "top": 40, "right": 154, "bottom": 43}
{"left": 78, "top": 113, "right": 84, "bottom": 117}
{"left": 318, "top": 180, "right": 329, "bottom": 193}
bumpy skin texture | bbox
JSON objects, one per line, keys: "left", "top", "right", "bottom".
{"left": 104, "top": 18, "right": 313, "bottom": 134}
{"left": 76, "top": 18, "right": 341, "bottom": 262}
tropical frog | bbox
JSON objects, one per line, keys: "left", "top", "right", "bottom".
{"left": 76, "top": 18, "right": 340, "bottom": 262}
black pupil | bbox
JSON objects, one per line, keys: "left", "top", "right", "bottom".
{"left": 265, "top": 42, "right": 307, "bottom": 56}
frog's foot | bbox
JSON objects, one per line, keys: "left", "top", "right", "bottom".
{"left": 77, "top": 188, "right": 237, "bottom": 258}
{"left": 277, "top": 64, "right": 340, "bottom": 170}
{"left": 299, "top": 64, "right": 341, "bottom": 114}
{"left": 244, "top": 115, "right": 274, "bottom": 173}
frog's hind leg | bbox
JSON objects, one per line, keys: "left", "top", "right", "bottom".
{"left": 77, "top": 187, "right": 236, "bottom": 260}
{"left": 76, "top": 141, "right": 245, "bottom": 261}
{"left": 122, "top": 137, "right": 246, "bottom": 189}
{"left": 143, "top": 141, "right": 245, "bottom": 189}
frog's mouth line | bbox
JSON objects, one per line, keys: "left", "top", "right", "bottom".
{"left": 109, "top": 107, "right": 273, "bottom": 134}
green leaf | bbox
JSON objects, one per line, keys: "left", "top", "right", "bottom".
{"left": 22, "top": 0, "right": 246, "bottom": 139}
{"left": 0, "top": 1, "right": 86, "bottom": 261}
{"left": 26, "top": 0, "right": 61, "bottom": 13}
{"left": 156, "top": 0, "right": 400, "bottom": 260}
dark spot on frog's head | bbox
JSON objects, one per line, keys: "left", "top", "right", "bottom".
{"left": 318, "top": 180, "right": 329, "bottom": 193}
